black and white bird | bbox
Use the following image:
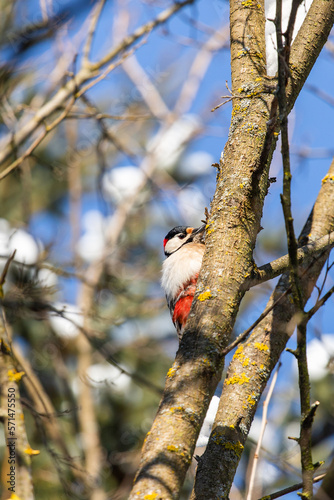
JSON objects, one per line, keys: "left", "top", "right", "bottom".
{"left": 161, "top": 224, "right": 206, "bottom": 339}
{"left": 161, "top": 224, "right": 220, "bottom": 451}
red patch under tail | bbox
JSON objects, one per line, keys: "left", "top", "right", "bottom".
{"left": 172, "top": 276, "right": 198, "bottom": 338}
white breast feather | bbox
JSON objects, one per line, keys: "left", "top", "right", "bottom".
{"left": 161, "top": 243, "right": 205, "bottom": 300}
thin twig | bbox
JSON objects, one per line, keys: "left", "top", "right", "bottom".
{"left": 0, "top": 250, "right": 17, "bottom": 287}
{"left": 82, "top": 0, "right": 106, "bottom": 64}
{"left": 211, "top": 97, "right": 233, "bottom": 111}
{"left": 12, "top": 343, "right": 88, "bottom": 487}
{"left": 66, "top": 111, "right": 152, "bottom": 121}
{"left": 315, "top": 247, "right": 334, "bottom": 300}
{"left": 80, "top": 94, "right": 138, "bottom": 160}
{"left": 305, "top": 284, "right": 334, "bottom": 321}
{"left": 276, "top": 0, "right": 303, "bottom": 310}
{"left": 122, "top": 53, "right": 170, "bottom": 120}
{"left": 284, "top": 0, "right": 304, "bottom": 49}
{"left": 306, "top": 83, "right": 334, "bottom": 108}
{"left": 247, "top": 363, "right": 281, "bottom": 500}
{"left": 0, "top": 97, "right": 76, "bottom": 181}
{"left": 257, "top": 473, "right": 325, "bottom": 500}
{"left": 221, "top": 289, "right": 290, "bottom": 356}
{"left": 1, "top": 40, "right": 139, "bottom": 181}
{"left": 48, "top": 307, "right": 164, "bottom": 395}
{"left": 211, "top": 86, "right": 276, "bottom": 112}
{"left": 174, "top": 26, "right": 229, "bottom": 115}
{"left": 76, "top": 37, "right": 147, "bottom": 99}
{"left": 88, "top": 0, "right": 194, "bottom": 72}
{"left": 296, "top": 320, "right": 319, "bottom": 498}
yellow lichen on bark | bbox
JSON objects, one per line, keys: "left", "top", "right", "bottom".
{"left": 322, "top": 174, "right": 334, "bottom": 184}
{"left": 225, "top": 372, "right": 250, "bottom": 385}
{"left": 198, "top": 290, "right": 212, "bottom": 301}
{"left": 167, "top": 367, "right": 176, "bottom": 378}
{"left": 222, "top": 441, "right": 244, "bottom": 457}
{"left": 24, "top": 447, "right": 40, "bottom": 456}
{"left": 254, "top": 342, "right": 269, "bottom": 351}
{"left": 8, "top": 369, "right": 25, "bottom": 382}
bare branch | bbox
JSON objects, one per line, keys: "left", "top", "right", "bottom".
{"left": 174, "top": 25, "right": 229, "bottom": 115}
{"left": 47, "top": 307, "right": 164, "bottom": 395}
{"left": 0, "top": 250, "right": 17, "bottom": 288}
{"left": 221, "top": 290, "right": 290, "bottom": 356}
{"left": 82, "top": 0, "right": 107, "bottom": 65}
{"left": 276, "top": 0, "right": 303, "bottom": 310}
{"left": 306, "top": 284, "right": 334, "bottom": 321}
{"left": 0, "top": 0, "right": 194, "bottom": 174}
{"left": 12, "top": 344, "right": 90, "bottom": 490}
{"left": 249, "top": 231, "right": 334, "bottom": 287}
{"left": 246, "top": 363, "right": 281, "bottom": 500}
{"left": 295, "top": 320, "right": 319, "bottom": 498}
{"left": 88, "top": 0, "right": 194, "bottom": 72}
{"left": 314, "top": 456, "right": 334, "bottom": 500}
{"left": 257, "top": 473, "right": 325, "bottom": 500}
{"left": 0, "top": 96, "right": 76, "bottom": 181}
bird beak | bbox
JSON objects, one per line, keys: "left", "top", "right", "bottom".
{"left": 192, "top": 224, "right": 206, "bottom": 236}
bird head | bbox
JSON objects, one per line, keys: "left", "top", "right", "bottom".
{"left": 163, "top": 224, "right": 205, "bottom": 257}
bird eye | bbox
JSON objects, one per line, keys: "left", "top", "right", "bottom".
{"left": 178, "top": 234, "right": 186, "bottom": 239}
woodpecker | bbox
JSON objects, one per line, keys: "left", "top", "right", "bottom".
{"left": 161, "top": 224, "right": 206, "bottom": 340}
